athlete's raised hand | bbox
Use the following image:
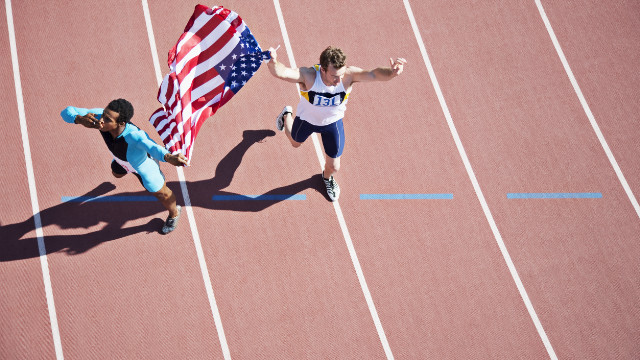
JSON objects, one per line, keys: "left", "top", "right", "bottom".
{"left": 75, "top": 113, "right": 101, "bottom": 129}
{"left": 267, "top": 45, "right": 281, "bottom": 63}
{"left": 389, "top": 57, "right": 407, "bottom": 76}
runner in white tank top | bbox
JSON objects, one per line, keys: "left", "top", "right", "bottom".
{"left": 266, "top": 46, "right": 407, "bottom": 201}
{"left": 296, "top": 64, "right": 350, "bottom": 126}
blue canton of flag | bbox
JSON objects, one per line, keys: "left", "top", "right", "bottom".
{"left": 214, "top": 27, "right": 271, "bottom": 97}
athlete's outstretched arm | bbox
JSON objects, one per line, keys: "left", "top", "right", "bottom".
{"left": 61, "top": 106, "right": 103, "bottom": 128}
{"left": 131, "top": 131, "right": 187, "bottom": 166}
{"left": 350, "top": 57, "right": 407, "bottom": 83}
{"left": 266, "top": 46, "right": 315, "bottom": 87}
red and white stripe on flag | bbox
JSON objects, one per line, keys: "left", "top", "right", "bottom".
{"left": 149, "top": 4, "right": 249, "bottom": 164}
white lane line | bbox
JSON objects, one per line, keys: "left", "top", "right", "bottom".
{"left": 273, "top": 1, "right": 394, "bottom": 359}
{"left": 535, "top": 0, "right": 640, "bottom": 220}
{"left": 141, "top": 1, "right": 231, "bottom": 359}
{"left": 402, "top": 0, "right": 558, "bottom": 359}
{"left": 5, "top": 0, "right": 64, "bottom": 358}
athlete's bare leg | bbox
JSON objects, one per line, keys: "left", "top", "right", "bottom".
{"left": 283, "top": 113, "right": 302, "bottom": 148}
{"left": 153, "top": 183, "right": 179, "bottom": 218}
{"left": 323, "top": 153, "right": 341, "bottom": 179}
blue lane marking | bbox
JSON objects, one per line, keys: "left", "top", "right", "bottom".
{"left": 62, "top": 196, "right": 158, "bottom": 202}
{"left": 360, "top": 193, "right": 454, "bottom": 200}
{"left": 212, "top": 194, "right": 306, "bottom": 201}
{"left": 507, "top": 193, "right": 602, "bottom": 199}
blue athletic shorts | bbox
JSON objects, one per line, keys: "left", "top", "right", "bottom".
{"left": 111, "top": 157, "right": 165, "bottom": 193}
{"left": 291, "top": 117, "right": 345, "bottom": 158}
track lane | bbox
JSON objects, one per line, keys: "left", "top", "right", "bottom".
{"left": 408, "top": 0, "right": 640, "bottom": 358}
{"left": 277, "top": 0, "right": 550, "bottom": 358}
{"left": 541, "top": 0, "right": 640, "bottom": 198}
{"left": 146, "top": 2, "right": 388, "bottom": 358}
{"left": 0, "top": 1, "right": 56, "bottom": 358}
{"left": 10, "top": 0, "right": 223, "bottom": 358}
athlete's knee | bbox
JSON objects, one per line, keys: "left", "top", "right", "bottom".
{"left": 153, "top": 184, "right": 173, "bottom": 201}
{"left": 287, "top": 135, "right": 302, "bottom": 148}
{"left": 325, "top": 159, "right": 340, "bottom": 173}
{"left": 112, "top": 171, "right": 126, "bottom": 179}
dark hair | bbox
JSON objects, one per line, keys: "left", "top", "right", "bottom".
{"left": 319, "top": 46, "right": 346, "bottom": 71}
{"left": 107, "top": 98, "right": 134, "bottom": 123}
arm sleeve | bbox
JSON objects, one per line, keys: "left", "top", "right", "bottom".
{"left": 130, "top": 131, "right": 170, "bottom": 162}
{"left": 60, "top": 106, "right": 104, "bottom": 124}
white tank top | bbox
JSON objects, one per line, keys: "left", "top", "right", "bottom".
{"left": 296, "top": 65, "right": 350, "bottom": 126}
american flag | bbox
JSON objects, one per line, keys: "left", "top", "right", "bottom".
{"left": 149, "top": 4, "right": 270, "bottom": 164}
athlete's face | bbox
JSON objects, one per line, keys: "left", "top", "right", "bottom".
{"left": 99, "top": 108, "right": 123, "bottom": 132}
{"left": 321, "top": 64, "right": 346, "bottom": 86}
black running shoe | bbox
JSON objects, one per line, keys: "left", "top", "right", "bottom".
{"left": 161, "top": 205, "right": 182, "bottom": 234}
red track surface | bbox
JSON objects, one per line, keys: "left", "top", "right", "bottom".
{"left": 1, "top": 1, "right": 639, "bottom": 359}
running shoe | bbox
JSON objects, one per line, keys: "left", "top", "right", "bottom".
{"left": 322, "top": 172, "right": 340, "bottom": 201}
{"left": 276, "top": 105, "right": 292, "bottom": 132}
{"left": 161, "top": 205, "right": 182, "bottom": 234}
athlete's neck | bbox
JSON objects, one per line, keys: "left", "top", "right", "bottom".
{"left": 109, "top": 123, "right": 126, "bottom": 139}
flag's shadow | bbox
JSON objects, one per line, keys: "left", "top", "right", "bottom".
{"left": 0, "top": 129, "right": 326, "bottom": 262}
{"left": 180, "top": 129, "right": 328, "bottom": 212}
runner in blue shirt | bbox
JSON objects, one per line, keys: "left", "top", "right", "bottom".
{"left": 61, "top": 99, "right": 187, "bottom": 234}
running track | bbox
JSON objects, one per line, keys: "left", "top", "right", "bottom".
{"left": 1, "top": 0, "right": 639, "bottom": 359}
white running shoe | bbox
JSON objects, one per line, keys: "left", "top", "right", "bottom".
{"left": 322, "top": 172, "right": 340, "bottom": 201}
{"left": 276, "top": 105, "right": 292, "bottom": 132}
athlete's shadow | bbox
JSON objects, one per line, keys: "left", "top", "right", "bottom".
{"left": 0, "top": 182, "right": 163, "bottom": 262}
{"left": 0, "top": 129, "right": 325, "bottom": 262}
{"left": 179, "top": 129, "right": 327, "bottom": 212}
{"left": 115, "top": 129, "right": 327, "bottom": 212}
